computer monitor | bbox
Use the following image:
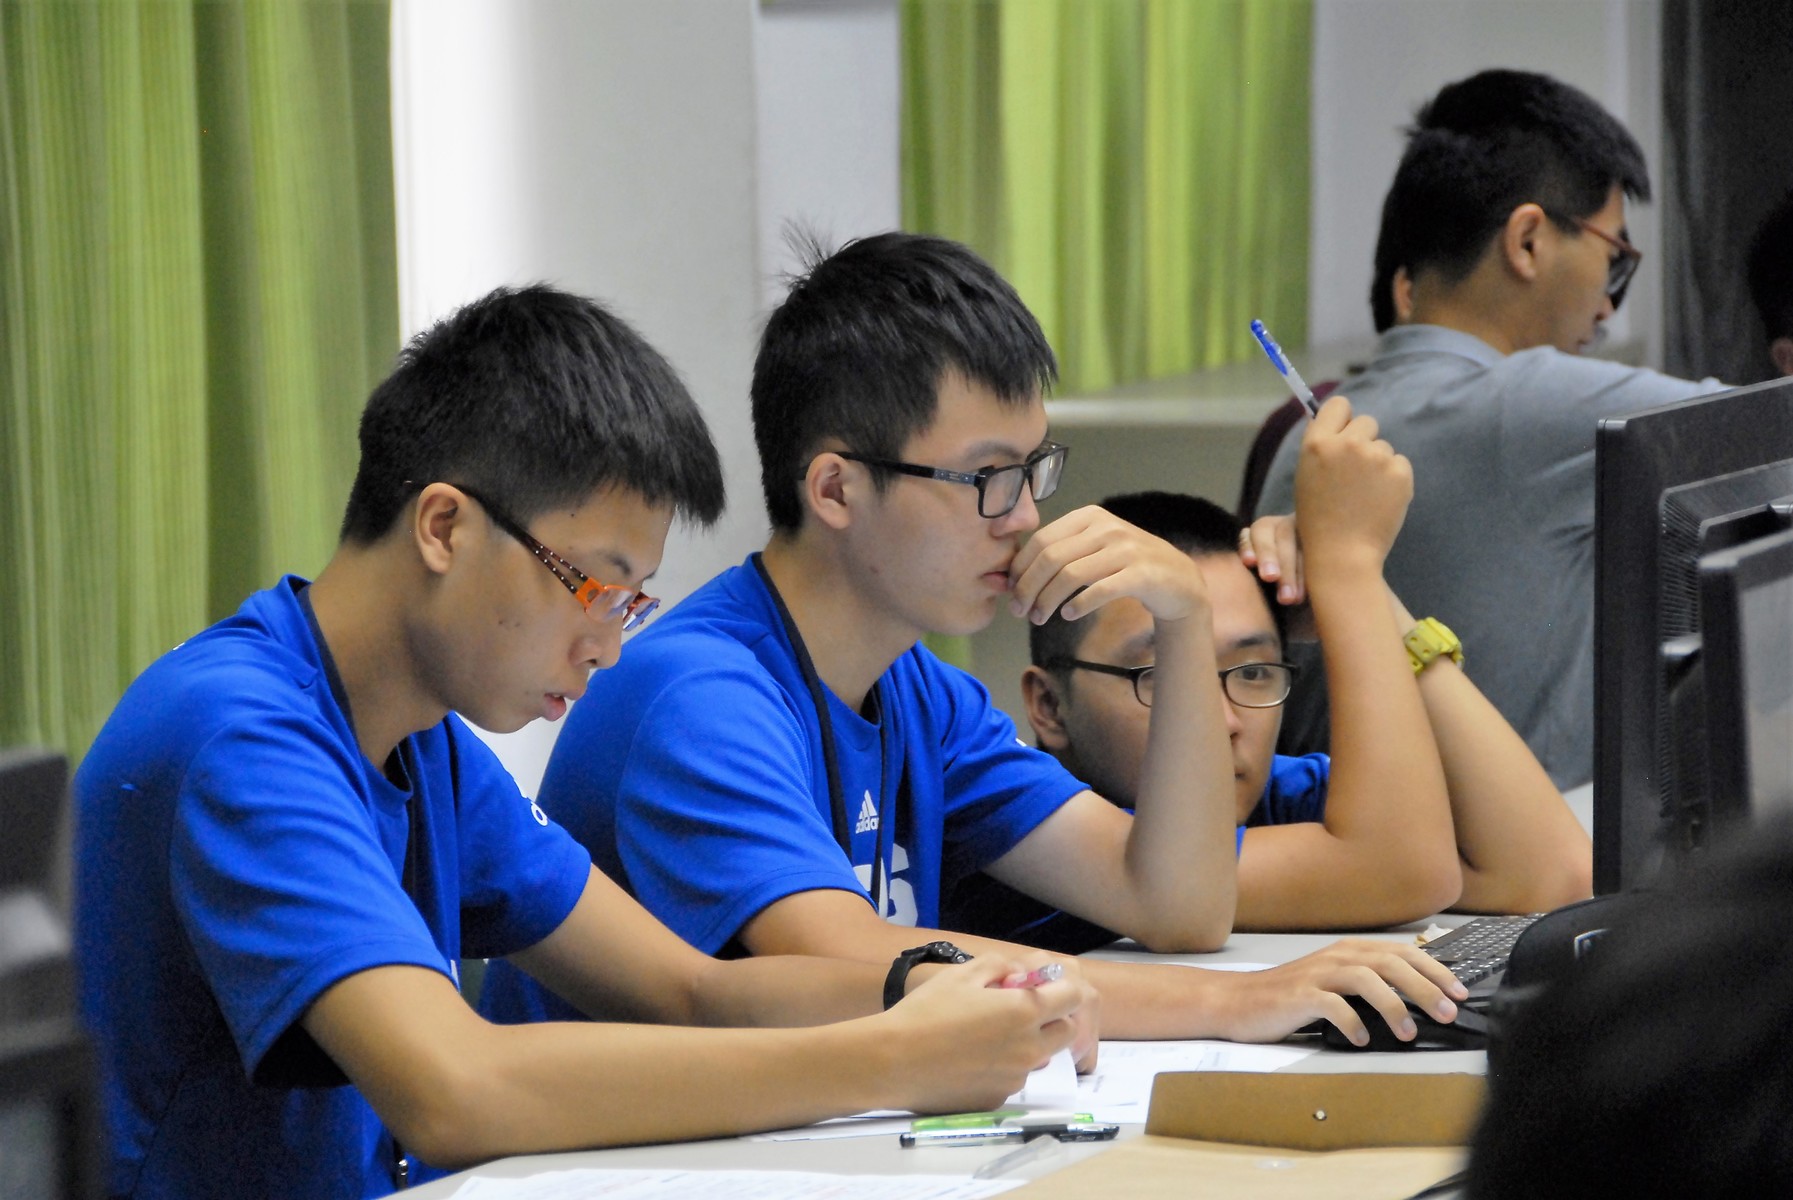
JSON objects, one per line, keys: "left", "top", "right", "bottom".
{"left": 1593, "top": 375, "right": 1793, "bottom": 893}
{"left": 0, "top": 748, "right": 100, "bottom": 1199}
{"left": 1698, "top": 528, "right": 1793, "bottom": 824}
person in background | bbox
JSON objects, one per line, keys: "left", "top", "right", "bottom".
{"left": 949, "top": 401, "right": 1589, "bottom": 951}
{"left": 74, "top": 285, "right": 1081, "bottom": 1199}
{"left": 1257, "top": 68, "right": 1720, "bottom": 789}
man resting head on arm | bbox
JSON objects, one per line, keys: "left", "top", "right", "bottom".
{"left": 951, "top": 394, "right": 1591, "bottom": 949}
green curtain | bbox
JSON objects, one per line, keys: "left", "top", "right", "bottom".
{"left": 902, "top": 0, "right": 1312, "bottom": 395}
{"left": 1, "top": 0, "right": 398, "bottom": 759}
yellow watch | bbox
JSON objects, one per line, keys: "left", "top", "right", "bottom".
{"left": 1404, "top": 617, "right": 1463, "bottom": 675}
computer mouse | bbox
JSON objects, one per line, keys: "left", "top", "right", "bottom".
{"left": 1319, "top": 993, "right": 1490, "bottom": 1052}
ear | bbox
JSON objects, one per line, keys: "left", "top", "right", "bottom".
{"left": 1021, "top": 664, "right": 1072, "bottom": 753}
{"left": 1499, "top": 203, "right": 1551, "bottom": 283}
{"left": 1392, "top": 265, "right": 1415, "bottom": 323}
{"left": 1772, "top": 336, "right": 1793, "bottom": 379}
{"left": 800, "top": 451, "right": 858, "bottom": 533}
{"left": 412, "top": 483, "right": 469, "bottom": 577}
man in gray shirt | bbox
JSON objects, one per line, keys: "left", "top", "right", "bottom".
{"left": 1259, "top": 70, "right": 1718, "bottom": 789}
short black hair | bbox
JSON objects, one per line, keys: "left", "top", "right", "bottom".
{"left": 751, "top": 231, "right": 1057, "bottom": 531}
{"left": 1467, "top": 818, "right": 1793, "bottom": 1197}
{"left": 1748, "top": 188, "right": 1793, "bottom": 342}
{"left": 1370, "top": 69, "right": 1651, "bottom": 332}
{"left": 340, "top": 284, "right": 724, "bottom": 543}
{"left": 1028, "top": 491, "right": 1283, "bottom": 672}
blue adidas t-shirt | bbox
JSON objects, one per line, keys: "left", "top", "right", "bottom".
{"left": 73, "top": 577, "right": 592, "bottom": 1199}
{"left": 479, "top": 555, "right": 1086, "bottom": 1026}
{"left": 941, "top": 753, "right": 1331, "bottom": 953}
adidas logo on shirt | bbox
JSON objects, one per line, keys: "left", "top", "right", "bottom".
{"left": 854, "top": 790, "right": 879, "bottom": 835}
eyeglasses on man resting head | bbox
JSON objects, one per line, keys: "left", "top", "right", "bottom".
{"left": 1047, "top": 658, "right": 1299, "bottom": 709}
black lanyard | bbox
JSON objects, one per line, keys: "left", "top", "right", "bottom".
{"left": 752, "top": 554, "right": 904, "bottom": 915}
{"left": 297, "top": 584, "right": 417, "bottom": 1189}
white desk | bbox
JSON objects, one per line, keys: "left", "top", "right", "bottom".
{"left": 397, "top": 919, "right": 1483, "bottom": 1197}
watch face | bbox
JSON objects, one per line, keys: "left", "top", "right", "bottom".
{"left": 925, "top": 941, "right": 973, "bottom": 964}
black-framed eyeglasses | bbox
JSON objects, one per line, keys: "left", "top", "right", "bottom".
{"left": 1543, "top": 207, "right": 1643, "bottom": 307}
{"left": 1047, "top": 658, "right": 1299, "bottom": 709}
{"left": 837, "top": 441, "right": 1069, "bottom": 519}
{"left": 453, "top": 484, "right": 660, "bottom": 632}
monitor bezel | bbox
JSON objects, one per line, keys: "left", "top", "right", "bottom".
{"left": 1698, "top": 526, "right": 1793, "bottom": 824}
{"left": 1593, "top": 374, "right": 1793, "bottom": 893}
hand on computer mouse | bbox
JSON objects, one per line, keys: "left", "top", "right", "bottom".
{"left": 1202, "top": 939, "right": 1466, "bottom": 1045}
{"left": 1318, "top": 994, "right": 1490, "bottom": 1052}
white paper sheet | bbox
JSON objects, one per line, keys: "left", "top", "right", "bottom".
{"left": 1006, "top": 1046, "right": 1078, "bottom": 1109}
{"left": 448, "top": 1168, "right": 1024, "bottom": 1199}
{"left": 743, "top": 1116, "right": 915, "bottom": 1143}
{"left": 1068, "top": 1039, "right": 1315, "bottom": 1123}
{"left": 751, "top": 1038, "right": 1311, "bottom": 1141}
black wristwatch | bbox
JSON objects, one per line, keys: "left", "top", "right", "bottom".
{"left": 883, "top": 941, "right": 974, "bottom": 1010}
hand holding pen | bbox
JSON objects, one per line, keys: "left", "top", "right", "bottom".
{"left": 1241, "top": 318, "right": 1324, "bottom": 605}
{"left": 1001, "top": 962, "right": 1064, "bottom": 989}
{"left": 1290, "top": 393, "right": 1413, "bottom": 582}
{"left": 1240, "top": 321, "right": 1411, "bottom": 603}
{"left": 990, "top": 958, "right": 1097, "bottom": 1071}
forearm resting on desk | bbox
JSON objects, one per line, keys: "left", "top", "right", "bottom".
{"left": 741, "top": 886, "right": 1464, "bottom": 1050}
{"left": 305, "top": 961, "right": 1077, "bottom": 1168}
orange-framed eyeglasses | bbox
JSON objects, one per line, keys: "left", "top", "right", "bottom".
{"left": 454, "top": 484, "right": 660, "bottom": 632}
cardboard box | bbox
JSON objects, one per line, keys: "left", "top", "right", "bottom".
{"left": 1013, "top": 1072, "right": 1484, "bottom": 1199}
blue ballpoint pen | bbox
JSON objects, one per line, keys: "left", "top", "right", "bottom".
{"left": 1249, "top": 319, "right": 1321, "bottom": 417}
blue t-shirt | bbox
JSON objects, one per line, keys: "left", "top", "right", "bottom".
{"left": 1241, "top": 752, "right": 1330, "bottom": 839}
{"left": 941, "top": 753, "right": 1331, "bottom": 953}
{"left": 479, "top": 555, "right": 1085, "bottom": 1026}
{"left": 73, "top": 578, "right": 593, "bottom": 1199}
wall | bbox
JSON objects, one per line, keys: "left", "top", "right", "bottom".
{"left": 755, "top": 1, "right": 902, "bottom": 306}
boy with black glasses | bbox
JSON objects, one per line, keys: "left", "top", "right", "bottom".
{"left": 481, "top": 233, "right": 1468, "bottom": 1054}
{"left": 950, "top": 395, "right": 1591, "bottom": 952}
{"left": 73, "top": 285, "right": 1083, "bottom": 1199}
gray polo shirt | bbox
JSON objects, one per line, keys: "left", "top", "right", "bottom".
{"left": 1258, "top": 324, "right": 1719, "bottom": 789}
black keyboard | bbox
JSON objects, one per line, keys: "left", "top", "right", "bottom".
{"left": 1420, "top": 914, "right": 1542, "bottom": 989}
